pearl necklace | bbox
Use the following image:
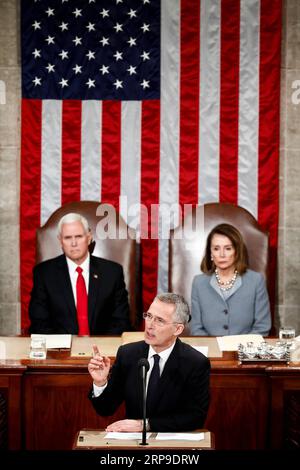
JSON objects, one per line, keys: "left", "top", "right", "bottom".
{"left": 215, "top": 268, "right": 238, "bottom": 291}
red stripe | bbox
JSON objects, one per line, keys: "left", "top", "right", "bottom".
{"left": 101, "top": 101, "right": 121, "bottom": 210}
{"left": 179, "top": 0, "right": 200, "bottom": 207}
{"left": 258, "top": 0, "right": 282, "bottom": 323}
{"left": 20, "top": 99, "right": 42, "bottom": 332}
{"left": 140, "top": 100, "right": 160, "bottom": 311}
{"left": 61, "top": 100, "right": 82, "bottom": 204}
{"left": 219, "top": 0, "right": 240, "bottom": 203}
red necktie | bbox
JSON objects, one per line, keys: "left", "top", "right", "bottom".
{"left": 76, "top": 266, "right": 89, "bottom": 336}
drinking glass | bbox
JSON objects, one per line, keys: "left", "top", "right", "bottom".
{"left": 272, "top": 341, "right": 286, "bottom": 359}
{"left": 245, "top": 341, "right": 256, "bottom": 359}
{"left": 279, "top": 326, "right": 295, "bottom": 348}
{"left": 30, "top": 336, "right": 47, "bottom": 359}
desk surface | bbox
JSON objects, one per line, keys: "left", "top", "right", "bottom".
{"left": 73, "top": 429, "right": 214, "bottom": 450}
{"left": 0, "top": 334, "right": 223, "bottom": 360}
{"left": 2, "top": 334, "right": 299, "bottom": 363}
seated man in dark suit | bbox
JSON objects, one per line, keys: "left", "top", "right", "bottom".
{"left": 29, "top": 212, "right": 131, "bottom": 335}
{"left": 88, "top": 293, "right": 210, "bottom": 432}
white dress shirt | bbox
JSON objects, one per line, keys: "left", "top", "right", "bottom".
{"left": 66, "top": 254, "right": 90, "bottom": 306}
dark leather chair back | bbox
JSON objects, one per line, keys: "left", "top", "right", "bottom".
{"left": 169, "top": 203, "right": 269, "bottom": 330}
{"left": 36, "top": 201, "right": 139, "bottom": 329}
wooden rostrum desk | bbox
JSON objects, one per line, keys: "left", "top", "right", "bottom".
{"left": 0, "top": 335, "right": 299, "bottom": 450}
{"left": 72, "top": 429, "right": 214, "bottom": 450}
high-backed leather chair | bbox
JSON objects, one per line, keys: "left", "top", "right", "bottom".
{"left": 36, "top": 201, "right": 140, "bottom": 329}
{"left": 169, "top": 203, "right": 269, "bottom": 331}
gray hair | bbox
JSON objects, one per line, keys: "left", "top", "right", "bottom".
{"left": 155, "top": 293, "right": 190, "bottom": 325}
{"left": 57, "top": 213, "right": 91, "bottom": 236}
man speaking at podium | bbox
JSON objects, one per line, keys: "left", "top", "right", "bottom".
{"left": 88, "top": 293, "right": 210, "bottom": 432}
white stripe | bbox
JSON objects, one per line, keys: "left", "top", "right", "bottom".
{"left": 198, "top": 0, "right": 221, "bottom": 204}
{"left": 238, "top": 0, "right": 260, "bottom": 218}
{"left": 81, "top": 100, "right": 102, "bottom": 201}
{"left": 157, "top": 0, "right": 181, "bottom": 293}
{"left": 120, "top": 101, "right": 141, "bottom": 233}
{"left": 41, "top": 100, "right": 62, "bottom": 225}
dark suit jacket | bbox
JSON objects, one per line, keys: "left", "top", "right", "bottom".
{"left": 29, "top": 254, "right": 131, "bottom": 335}
{"left": 89, "top": 339, "right": 210, "bottom": 431}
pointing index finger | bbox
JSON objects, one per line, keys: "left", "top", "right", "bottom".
{"left": 92, "top": 344, "right": 100, "bottom": 357}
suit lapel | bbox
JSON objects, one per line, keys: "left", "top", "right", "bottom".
{"left": 57, "top": 255, "right": 77, "bottom": 316}
{"left": 210, "top": 275, "right": 223, "bottom": 298}
{"left": 88, "top": 256, "right": 102, "bottom": 324}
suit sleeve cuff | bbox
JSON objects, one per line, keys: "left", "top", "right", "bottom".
{"left": 93, "top": 382, "right": 107, "bottom": 397}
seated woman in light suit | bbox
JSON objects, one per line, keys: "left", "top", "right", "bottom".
{"left": 190, "top": 223, "right": 271, "bottom": 336}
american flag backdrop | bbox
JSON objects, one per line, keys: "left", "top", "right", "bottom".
{"left": 20, "top": 0, "right": 282, "bottom": 332}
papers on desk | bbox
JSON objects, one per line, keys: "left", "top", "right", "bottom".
{"left": 121, "top": 331, "right": 144, "bottom": 345}
{"left": 191, "top": 346, "right": 208, "bottom": 357}
{"left": 217, "top": 334, "right": 264, "bottom": 351}
{"left": 0, "top": 337, "right": 30, "bottom": 360}
{"left": 71, "top": 336, "right": 121, "bottom": 357}
{"left": 31, "top": 334, "right": 72, "bottom": 349}
{"left": 156, "top": 433, "right": 204, "bottom": 441}
{"left": 106, "top": 432, "right": 151, "bottom": 440}
{"left": 105, "top": 432, "right": 204, "bottom": 441}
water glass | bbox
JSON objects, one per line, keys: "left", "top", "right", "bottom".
{"left": 279, "top": 326, "right": 295, "bottom": 347}
{"left": 257, "top": 341, "right": 269, "bottom": 359}
{"left": 245, "top": 341, "right": 256, "bottom": 359}
{"left": 30, "top": 336, "right": 47, "bottom": 359}
{"left": 272, "top": 341, "right": 286, "bottom": 359}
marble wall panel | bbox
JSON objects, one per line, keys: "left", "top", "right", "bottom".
{"left": 276, "top": 228, "right": 285, "bottom": 306}
{"left": 0, "top": 274, "right": 18, "bottom": 303}
{"left": 0, "top": 220, "right": 19, "bottom": 275}
{"left": 0, "top": 68, "right": 20, "bottom": 148}
{"left": 283, "top": 229, "right": 300, "bottom": 331}
{"left": 283, "top": 306, "right": 300, "bottom": 333}
{"left": 0, "top": 0, "right": 19, "bottom": 68}
{"left": 286, "top": 70, "right": 300, "bottom": 149}
{"left": 0, "top": 302, "right": 20, "bottom": 335}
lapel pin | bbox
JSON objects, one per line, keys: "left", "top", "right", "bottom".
{"left": 93, "top": 274, "right": 98, "bottom": 279}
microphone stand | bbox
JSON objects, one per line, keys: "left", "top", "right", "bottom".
{"left": 138, "top": 358, "right": 149, "bottom": 446}
{"left": 141, "top": 365, "right": 148, "bottom": 446}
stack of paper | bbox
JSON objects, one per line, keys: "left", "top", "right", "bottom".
{"left": 31, "top": 334, "right": 72, "bottom": 349}
{"left": 217, "top": 334, "right": 264, "bottom": 351}
{"left": 156, "top": 433, "right": 204, "bottom": 441}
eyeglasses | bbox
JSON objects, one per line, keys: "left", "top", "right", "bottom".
{"left": 142, "top": 312, "right": 180, "bottom": 327}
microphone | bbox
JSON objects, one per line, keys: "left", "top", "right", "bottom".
{"left": 138, "top": 358, "right": 150, "bottom": 445}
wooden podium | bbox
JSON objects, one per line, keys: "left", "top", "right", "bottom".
{"left": 73, "top": 429, "right": 214, "bottom": 450}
